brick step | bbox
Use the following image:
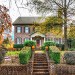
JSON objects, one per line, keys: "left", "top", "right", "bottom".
{"left": 34, "top": 60, "right": 47, "bottom": 63}
{"left": 33, "top": 72, "right": 49, "bottom": 75}
{"left": 34, "top": 55, "right": 46, "bottom": 56}
{"left": 33, "top": 63, "right": 48, "bottom": 66}
{"left": 34, "top": 54, "right": 46, "bottom": 57}
{"left": 33, "top": 66, "right": 48, "bottom": 69}
{"left": 34, "top": 59, "right": 47, "bottom": 61}
{"left": 33, "top": 69, "right": 49, "bottom": 72}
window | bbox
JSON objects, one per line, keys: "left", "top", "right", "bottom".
{"left": 24, "top": 26, "right": 29, "bottom": 33}
{"left": 24, "top": 38, "right": 30, "bottom": 41}
{"left": 16, "top": 37, "right": 22, "bottom": 44}
{"left": 17, "top": 26, "right": 21, "bottom": 33}
{"left": 59, "top": 38, "right": 61, "bottom": 44}
{"left": 46, "top": 38, "right": 50, "bottom": 41}
{"left": 54, "top": 38, "right": 59, "bottom": 43}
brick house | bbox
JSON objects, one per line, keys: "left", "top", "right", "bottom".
{"left": 13, "top": 17, "right": 63, "bottom": 47}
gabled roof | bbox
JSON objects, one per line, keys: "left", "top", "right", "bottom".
{"left": 13, "top": 17, "right": 44, "bottom": 25}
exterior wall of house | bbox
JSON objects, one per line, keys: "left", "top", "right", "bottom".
{"left": 14, "top": 25, "right": 64, "bottom": 45}
{"left": 14, "top": 25, "right": 34, "bottom": 44}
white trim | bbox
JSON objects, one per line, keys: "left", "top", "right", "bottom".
{"left": 40, "top": 40, "right": 41, "bottom": 46}
{"left": 31, "top": 32, "right": 45, "bottom": 38}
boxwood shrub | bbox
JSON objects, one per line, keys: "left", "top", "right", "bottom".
{"left": 42, "top": 41, "right": 56, "bottom": 50}
{"left": 13, "top": 44, "right": 24, "bottom": 48}
{"left": 44, "top": 41, "right": 56, "bottom": 46}
{"left": 64, "top": 52, "right": 75, "bottom": 65}
{"left": 49, "top": 48, "right": 60, "bottom": 64}
{"left": 19, "top": 47, "right": 31, "bottom": 64}
{"left": 24, "top": 40, "right": 36, "bottom": 47}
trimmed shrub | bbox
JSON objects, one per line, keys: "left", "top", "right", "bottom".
{"left": 19, "top": 47, "right": 31, "bottom": 64}
{"left": 64, "top": 52, "right": 75, "bottom": 65}
{"left": 56, "top": 44, "right": 64, "bottom": 50}
{"left": 24, "top": 40, "right": 36, "bottom": 47}
{"left": 13, "top": 44, "right": 24, "bottom": 48}
{"left": 49, "top": 47, "right": 60, "bottom": 64}
{"left": 41, "top": 45, "right": 45, "bottom": 50}
{"left": 44, "top": 41, "right": 56, "bottom": 47}
{"left": 42, "top": 41, "right": 56, "bottom": 50}
{"left": 50, "top": 52, "right": 60, "bottom": 64}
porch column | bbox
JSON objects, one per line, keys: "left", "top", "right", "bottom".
{"left": 31, "top": 37, "right": 32, "bottom": 41}
{"left": 44, "top": 37, "right": 45, "bottom": 43}
{"left": 40, "top": 40, "right": 41, "bottom": 46}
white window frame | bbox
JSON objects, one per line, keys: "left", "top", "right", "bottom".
{"left": 17, "top": 26, "right": 21, "bottom": 33}
{"left": 25, "top": 26, "right": 29, "bottom": 33}
{"left": 16, "top": 37, "right": 21, "bottom": 44}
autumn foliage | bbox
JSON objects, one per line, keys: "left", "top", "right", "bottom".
{"left": 0, "top": 5, "right": 12, "bottom": 44}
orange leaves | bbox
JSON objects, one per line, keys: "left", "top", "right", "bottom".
{"left": 0, "top": 35, "right": 3, "bottom": 45}
{"left": 0, "top": 5, "right": 12, "bottom": 34}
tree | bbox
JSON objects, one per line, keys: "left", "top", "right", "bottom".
{"left": 26, "top": 0, "right": 75, "bottom": 50}
{"left": 68, "top": 23, "right": 75, "bottom": 39}
{"left": 36, "top": 16, "right": 63, "bottom": 35}
{"left": 0, "top": 5, "right": 12, "bottom": 44}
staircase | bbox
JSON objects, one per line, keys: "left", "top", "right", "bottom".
{"left": 32, "top": 52, "right": 50, "bottom": 75}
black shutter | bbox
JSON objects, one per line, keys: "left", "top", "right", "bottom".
{"left": 15, "top": 27, "right": 17, "bottom": 33}
{"left": 21, "top": 27, "right": 22, "bottom": 33}
{"left": 29, "top": 27, "right": 30, "bottom": 33}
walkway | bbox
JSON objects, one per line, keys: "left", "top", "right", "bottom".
{"left": 32, "top": 50, "right": 50, "bottom": 75}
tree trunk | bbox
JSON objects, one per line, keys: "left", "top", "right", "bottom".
{"left": 63, "top": 0, "right": 68, "bottom": 50}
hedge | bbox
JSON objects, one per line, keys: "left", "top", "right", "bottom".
{"left": 24, "top": 40, "right": 36, "bottom": 47}
{"left": 41, "top": 41, "right": 56, "bottom": 50}
{"left": 49, "top": 47, "right": 60, "bottom": 64}
{"left": 13, "top": 44, "right": 24, "bottom": 48}
{"left": 19, "top": 47, "right": 31, "bottom": 64}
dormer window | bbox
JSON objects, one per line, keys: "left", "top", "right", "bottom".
{"left": 17, "top": 26, "right": 21, "bottom": 33}
{"left": 24, "top": 26, "right": 30, "bottom": 33}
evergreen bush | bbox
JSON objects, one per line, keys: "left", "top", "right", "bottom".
{"left": 24, "top": 40, "right": 36, "bottom": 47}
{"left": 13, "top": 44, "right": 24, "bottom": 48}
{"left": 44, "top": 41, "right": 56, "bottom": 47}
{"left": 19, "top": 47, "right": 31, "bottom": 64}
{"left": 49, "top": 47, "right": 60, "bottom": 64}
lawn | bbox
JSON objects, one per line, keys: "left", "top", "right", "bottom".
{"left": 6, "top": 51, "right": 21, "bottom": 56}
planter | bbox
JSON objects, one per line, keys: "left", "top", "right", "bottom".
{"left": 45, "top": 46, "right": 49, "bottom": 51}
{"left": 32, "top": 46, "right": 35, "bottom": 50}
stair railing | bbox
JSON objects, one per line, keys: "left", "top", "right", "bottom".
{"left": 45, "top": 51, "right": 51, "bottom": 74}
{"left": 31, "top": 51, "right": 34, "bottom": 75}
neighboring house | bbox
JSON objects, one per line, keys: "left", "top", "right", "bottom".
{"left": 13, "top": 17, "right": 63, "bottom": 48}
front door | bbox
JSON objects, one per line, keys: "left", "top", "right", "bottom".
{"left": 36, "top": 39, "right": 40, "bottom": 48}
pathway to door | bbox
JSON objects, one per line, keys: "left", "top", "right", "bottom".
{"left": 32, "top": 50, "right": 50, "bottom": 75}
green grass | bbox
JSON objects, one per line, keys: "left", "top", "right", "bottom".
{"left": 6, "top": 51, "right": 21, "bottom": 56}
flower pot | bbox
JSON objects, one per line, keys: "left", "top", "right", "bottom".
{"left": 45, "top": 46, "right": 48, "bottom": 51}
{"left": 32, "top": 46, "right": 35, "bottom": 50}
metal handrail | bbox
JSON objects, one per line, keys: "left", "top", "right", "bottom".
{"left": 45, "top": 51, "right": 51, "bottom": 74}
{"left": 31, "top": 51, "right": 34, "bottom": 75}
